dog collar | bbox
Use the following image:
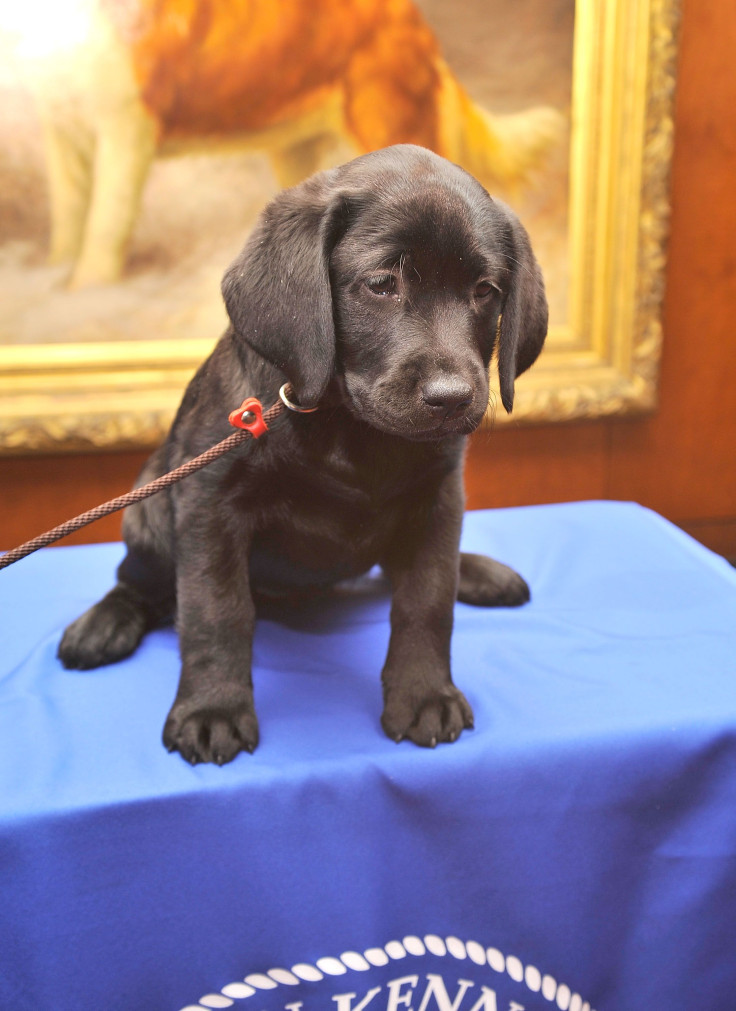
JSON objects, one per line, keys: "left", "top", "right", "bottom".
{"left": 278, "top": 383, "right": 320, "bottom": 413}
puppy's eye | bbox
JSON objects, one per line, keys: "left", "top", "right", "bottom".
{"left": 475, "top": 281, "right": 497, "bottom": 299}
{"left": 366, "top": 274, "right": 397, "bottom": 297}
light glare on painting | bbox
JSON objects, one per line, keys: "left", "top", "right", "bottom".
{"left": 0, "top": 0, "right": 92, "bottom": 57}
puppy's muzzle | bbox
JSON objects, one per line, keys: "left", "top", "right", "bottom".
{"left": 421, "top": 376, "right": 474, "bottom": 420}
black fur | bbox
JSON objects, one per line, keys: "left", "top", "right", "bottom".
{"left": 58, "top": 145, "right": 547, "bottom": 764}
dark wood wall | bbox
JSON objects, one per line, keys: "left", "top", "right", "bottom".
{"left": 468, "top": 0, "right": 736, "bottom": 556}
{"left": 2, "top": 0, "right": 735, "bottom": 557}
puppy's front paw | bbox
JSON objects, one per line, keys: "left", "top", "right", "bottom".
{"left": 163, "top": 686, "right": 259, "bottom": 765}
{"left": 381, "top": 683, "right": 474, "bottom": 748}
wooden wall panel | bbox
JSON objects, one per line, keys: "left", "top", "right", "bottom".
{"left": 0, "top": 451, "right": 148, "bottom": 548}
{"left": 464, "top": 421, "right": 608, "bottom": 510}
{"left": 606, "top": 0, "right": 736, "bottom": 526}
{"left": 1, "top": 0, "right": 735, "bottom": 560}
{"left": 469, "top": 0, "right": 736, "bottom": 554}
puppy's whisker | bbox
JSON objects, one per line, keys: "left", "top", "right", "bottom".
{"left": 503, "top": 253, "right": 536, "bottom": 281}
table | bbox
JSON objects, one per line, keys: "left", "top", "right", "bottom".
{"left": 2, "top": 501, "right": 736, "bottom": 1011}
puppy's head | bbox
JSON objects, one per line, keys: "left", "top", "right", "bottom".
{"left": 222, "top": 145, "right": 547, "bottom": 435}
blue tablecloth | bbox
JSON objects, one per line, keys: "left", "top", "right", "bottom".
{"left": 2, "top": 501, "right": 736, "bottom": 1011}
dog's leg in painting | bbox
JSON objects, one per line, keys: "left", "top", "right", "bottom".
{"left": 38, "top": 110, "right": 94, "bottom": 270}
{"left": 457, "top": 552, "right": 530, "bottom": 607}
{"left": 162, "top": 496, "right": 259, "bottom": 765}
{"left": 269, "top": 131, "right": 341, "bottom": 189}
{"left": 380, "top": 467, "right": 474, "bottom": 748}
{"left": 58, "top": 446, "right": 176, "bottom": 670}
{"left": 69, "top": 98, "right": 157, "bottom": 288}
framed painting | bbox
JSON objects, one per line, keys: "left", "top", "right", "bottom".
{"left": 0, "top": 0, "right": 680, "bottom": 452}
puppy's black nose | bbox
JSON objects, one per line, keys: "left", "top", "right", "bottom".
{"left": 422, "top": 377, "right": 474, "bottom": 418}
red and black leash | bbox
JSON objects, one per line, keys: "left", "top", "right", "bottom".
{"left": 0, "top": 385, "right": 305, "bottom": 572}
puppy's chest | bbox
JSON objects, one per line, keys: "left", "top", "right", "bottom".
{"left": 264, "top": 450, "right": 409, "bottom": 539}
{"left": 248, "top": 438, "right": 445, "bottom": 580}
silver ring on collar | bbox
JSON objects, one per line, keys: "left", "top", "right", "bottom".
{"left": 279, "top": 383, "right": 319, "bottom": 413}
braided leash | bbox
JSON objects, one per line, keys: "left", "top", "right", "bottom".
{"left": 0, "top": 389, "right": 295, "bottom": 572}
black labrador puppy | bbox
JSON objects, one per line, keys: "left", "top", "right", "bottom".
{"left": 59, "top": 144, "right": 547, "bottom": 764}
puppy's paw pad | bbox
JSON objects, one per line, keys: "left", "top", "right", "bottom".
{"left": 382, "top": 686, "right": 474, "bottom": 749}
{"left": 163, "top": 697, "right": 260, "bottom": 765}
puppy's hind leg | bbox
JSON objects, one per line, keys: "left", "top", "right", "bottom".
{"left": 457, "top": 552, "right": 530, "bottom": 607}
{"left": 58, "top": 581, "right": 156, "bottom": 670}
{"left": 58, "top": 448, "right": 176, "bottom": 670}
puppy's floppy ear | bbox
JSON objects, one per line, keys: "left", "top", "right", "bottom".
{"left": 492, "top": 200, "right": 548, "bottom": 413}
{"left": 221, "top": 175, "right": 346, "bottom": 408}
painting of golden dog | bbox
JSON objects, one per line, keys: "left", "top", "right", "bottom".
{"left": 0, "top": 0, "right": 571, "bottom": 343}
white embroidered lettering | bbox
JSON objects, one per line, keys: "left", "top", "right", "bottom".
{"left": 386, "top": 975, "right": 420, "bottom": 1011}
{"left": 465, "top": 987, "right": 499, "bottom": 1011}
{"left": 332, "top": 987, "right": 382, "bottom": 1011}
{"left": 417, "top": 975, "right": 475, "bottom": 1011}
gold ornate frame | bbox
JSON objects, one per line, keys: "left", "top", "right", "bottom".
{"left": 502, "top": 0, "right": 680, "bottom": 424}
{"left": 0, "top": 0, "right": 680, "bottom": 453}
